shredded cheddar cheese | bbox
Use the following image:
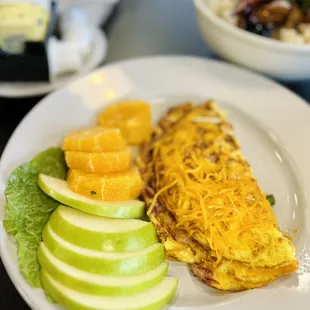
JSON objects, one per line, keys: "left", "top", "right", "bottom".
{"left": 146, "top": 101, "right": 295, "bottom": 268}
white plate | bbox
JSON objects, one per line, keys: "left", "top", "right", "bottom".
{"left": 1, "top": 56, "right": 310, "bottom": 310}
{"left": 0, "top": 27, "right": 107, "bottom": 98}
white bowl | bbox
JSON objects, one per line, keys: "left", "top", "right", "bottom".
{"left": 194, "top": 0, "right": 310, "bottom": 81}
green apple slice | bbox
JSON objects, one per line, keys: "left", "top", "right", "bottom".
{"left": 42, "top": 224, "right": 164, "bottom": 276}
{"left": 49, "top": 205, "right": 158, "bottom": 252}
{"left": 41, "top": 270, "right": 178, "bottom": 310}
{"left": 38, "top": 174, "right": 145, "bottom": 219}
{"left": 38, "top": 243, "right": 168, "bottom": 296}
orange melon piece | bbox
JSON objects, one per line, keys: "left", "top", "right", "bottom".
{"left": 67, "top": 167, "right": 143, "bottom": 201}
{"left": 65, "top": 148, "right": 131, "bottom": 174}
{"left": 62, "top": 127, "right": 126, "bottom": 152}
{"left": 98, "top": 100, "right": 152, "bottom": 145}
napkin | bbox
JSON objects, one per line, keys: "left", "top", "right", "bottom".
{"left": 48, "top": 0, "right": 119, "bottom": 80}
{"left": 57, "top": 0, "right": 120, "bottom": 26}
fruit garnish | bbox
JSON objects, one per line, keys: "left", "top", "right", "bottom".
{"left": 38, "top": 174, "right": 145, "bottom": 219}
{"left": 65, "top": 148, "right": 131, "bottom": 174}
{"left": 42, "top": 224, "right": 164, "bottom": 275}
{"left": 62, "top": 127, "right": 127, "bottom": 152}
{"left": 38, "top": 242, "right": 169, "bottom": 296}
{"left": 41, "top": 270, "right": 178, "bottom": 310}
{"left": 67, "top": 167, "right": 143, "bottom": 201}
{"left": 98, "top": 100, "right": 152, "bottom": 145}
{"left": 48, "top": 205, "right": 157, "bottom": 252}
{"left": 37, "top": 204, "right": 176, "bottom": 308}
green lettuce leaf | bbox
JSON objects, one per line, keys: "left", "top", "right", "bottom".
{"left": 3, "top": 148, "right": 67, "bottom": 287}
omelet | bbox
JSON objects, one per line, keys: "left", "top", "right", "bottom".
{"left": 137, "top": 100, "right": 297, "bottom": 291}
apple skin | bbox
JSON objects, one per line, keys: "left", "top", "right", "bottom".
{"left": 41, "top": 270, "right": 179, "bottom": 310}
{"left": 49, "top": 206, "right": 158, "bottom": 252}
{"left": 38, "top": 174, "right": 145, "bottom": 219}
{"left": 42, "top": 224, "right": 165, "bottom": 276}
{"left": 38, "top": 243, "right": 168, "bottom": 296}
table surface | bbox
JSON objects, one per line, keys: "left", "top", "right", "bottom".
{"left": 1, "top": 0, "right": 310, "bottom": 309}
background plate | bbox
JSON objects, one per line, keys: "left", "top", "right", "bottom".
{"left": 1, "top": 56, "right": 310, "bottom": 310}
{"left": 0, "top": 27, "right": 107, "bottom": 98}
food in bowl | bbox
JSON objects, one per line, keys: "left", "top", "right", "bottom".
{"left": 213, "top": 0, "right": 310, "bottom": 45}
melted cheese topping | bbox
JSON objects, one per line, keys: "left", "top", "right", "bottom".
{"left": 148, "top": 101, "right": 296, "bottom": 268}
